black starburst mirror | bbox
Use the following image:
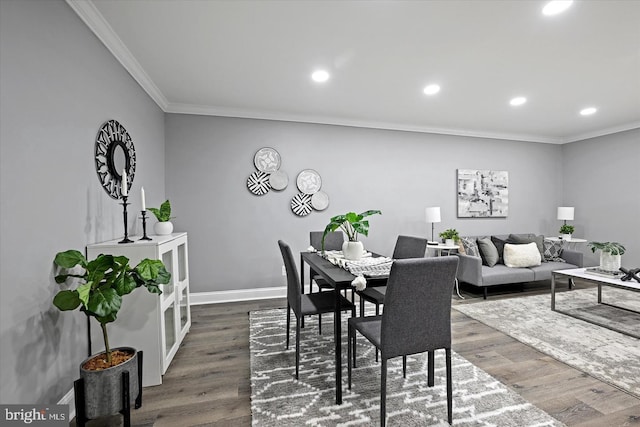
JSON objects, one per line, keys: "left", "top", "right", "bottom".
{"left": 94, "top": 120, "right": 136, "bottom": 199}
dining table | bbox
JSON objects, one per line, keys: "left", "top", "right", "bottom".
{"left": 299, "top": 251, "right": 388, "bottom": 404}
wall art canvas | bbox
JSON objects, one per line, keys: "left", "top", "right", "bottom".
{"left": 457, "top": 169, "right": 508, "bottom": 218}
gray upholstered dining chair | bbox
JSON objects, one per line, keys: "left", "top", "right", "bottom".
{"left": 347, "top": 256, "right": 458, "bottom": 426}
{"left": 278, "top": 240, "right": 356, "bottom": 379}
{"left": 357, "top": 235, "right": 428, "bottom": 317}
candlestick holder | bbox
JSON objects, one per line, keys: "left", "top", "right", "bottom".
{"left": 119, "top": 196, "right": 133, "bottom": 244}
{"left": 139, "top": 210, "right": 152, "bottom": 241}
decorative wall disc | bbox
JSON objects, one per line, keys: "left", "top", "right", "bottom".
{"left": 311, "top": 191, "right": 329, "bottom": 211}
{"left": 269, "top": 170, "right": 288, "bottom": 191}
{"left": 247, "top": 171, "right": 271, "bottom": 195}
{"left": 296, "top": 169, "right": 322, "bottom": 194}
{"left": 94, "top": 119, "right": 136, "bottom": 199}
{"left": 254, "top": 147, "right": 281, "bottom": 172}
{"left": 291, "top": 193, "right": 313, "bottom": 216}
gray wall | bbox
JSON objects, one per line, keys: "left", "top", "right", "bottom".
{"left": 0, "top": 0, "right": 165, "bottom": 404}
{"left": 165, "top": 114, "right": 565, "bottom": 293}
{"left": 562, "top": 128, "right": 640, "bottom": 266}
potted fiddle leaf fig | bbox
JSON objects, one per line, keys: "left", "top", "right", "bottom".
{"left": 53, "top": 249, "right": 170, "bottom": 420}
{"left": 322, "top": 210, "right": 382, "bottom": 260}
{"left": 148, "top": 199, "right": 175, "bottom": 235}
{"left": 588, "top": 241, "right": 626, "bottom": 272}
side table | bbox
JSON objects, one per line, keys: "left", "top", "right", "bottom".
{"left": 545, "top": 236, "right": 587, "bottom": 250}
{"left": 428, "top": 243, "right": 463, "bottom": 299}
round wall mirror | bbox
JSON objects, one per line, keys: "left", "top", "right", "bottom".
{"left": 95, "top": 120, "right": 136, "bottom": 199}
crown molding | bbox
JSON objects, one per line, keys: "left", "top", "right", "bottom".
{"left": 562, "top": 121, "right": 640, "bottom": 143}
{"left": 165, "top": 102, "right": 566, "bottom": 144}
{"left": 65, "top": 0, "right": 169, "bottom": 110}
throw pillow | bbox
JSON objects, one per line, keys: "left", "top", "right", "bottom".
{"left": 460, "top": 237, "right": 480, "bottom": 258}
{"left": 491, "top": 236, "right": 508, "bottom": 264}
{"left": 543, "top": 239, "right": 566, "bottom": 262}
{"left": 477, "top": 237, "right": 499, "bottom": 267}
{"left": 503, "top": 242, "right": 542, "bottom": 268}
{"left": 508, "top": 234, "right": 545, "bottom": 262}
{"left": 457, "top": 240, "right": 466, "bottom": 255}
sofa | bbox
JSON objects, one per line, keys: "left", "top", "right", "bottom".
{"left": 456, "top": 233, "right": 584, "bottom": 299}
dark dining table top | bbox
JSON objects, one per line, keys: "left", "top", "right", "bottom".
{"left": 300, "top": 251, "right": 389, "bottom": 289}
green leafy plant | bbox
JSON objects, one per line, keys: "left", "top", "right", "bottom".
{"left": 148, "top": 200, "right": 174, "bottom": 222}
{"left": 439, "top": 228, "right": 460, "bottom": 241}
{"left": 588, "top": 241, "right": 626, "bottom": 255}
{"left": 559, "top": 224, "right": 575, "bottom": 234}
{"left": 322, "top": 210, "right": 382, "bottom": 250}
{"left": 53, "top": 250, "right": 171, "bottom": 364}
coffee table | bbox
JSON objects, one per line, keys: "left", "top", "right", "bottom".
{"left": 551, "top": 268, "right": 640, "bottom": 339}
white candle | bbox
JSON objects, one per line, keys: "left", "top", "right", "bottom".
{"left": 141, "top": 187, "right": 146, "bottom": 211}
{"left": 121, "top": 169, "right": 128, "bottom": 196}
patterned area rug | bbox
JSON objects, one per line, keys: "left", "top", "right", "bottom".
{"left": 250, "top": 308, "right": 564, "bottom": 426}
{"left": 454, "top": 287, "right": 640, "bottom": 398}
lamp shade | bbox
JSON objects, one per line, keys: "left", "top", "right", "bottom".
{"left": 557, "top": 207, "right": 575, "bottom": 221}
{"left": 425, "top": 207, "right": 441, "bottom": 223}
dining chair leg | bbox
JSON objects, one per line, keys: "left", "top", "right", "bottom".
{"left": 381, "top": 358, "right": 387, "bottom": 427}
{"left": 446, "top": 348, "right": 453, "bottom": 425}
{"left": 347, "top": 323, "right": 353, "bottom": 389}
{"left": 295, "top": 316, "right": 301, "bottom": 380}
{"left": 402, "top": 355, "right": 407, "bottom": 378}
{"left": 427, "top": 350, "right": 435, "bottom": 387}
{"left": 318, "top": 313, "right": 322, "bottom": 335}
{"left": 359, "top": 296, "right": 365, "bottom": 317}
{"left": 286, "top": 304, "right": 290, "bottom": 349}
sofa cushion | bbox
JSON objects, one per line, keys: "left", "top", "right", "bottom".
{"left": 460, "top": 237, "right": 480, "bottom": 257}
{"left": 543, "top": 239, "right": 566, "bottom": 262}
{"left": 478, "top": 237, "right": 499, "bottom": 267}
{"left": 503, "top": 242, "right": 542, "bottom": 268}
{"left": 508, "top": 234, "right": 545, "bottom": 261}
{"left": 491, "top": 235, "right": 508, "bottom": 264}
{"left": 481, "top": 264, "right": 535, "bottom": 286}
{"left": 529, "top": 261, "right": 578, "bottom": 281}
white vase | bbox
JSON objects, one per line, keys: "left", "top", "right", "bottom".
{"left": 445, "top": 239, "right": 455, "bottom": 246}
{"left": 600, "top": 252, "right": 621, "bottom": 272}
{"left": 342, "top": 241, "right": 364, "bottom": 261}
{"left": 560, "top": 234, "right": 572, "bottom": 241}
{"left": 154, "top": 221, "right": 173, "bottom": 236}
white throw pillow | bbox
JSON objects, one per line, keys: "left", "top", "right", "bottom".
{"left": 503, "top": 242, "right": 542, "bottom": 268}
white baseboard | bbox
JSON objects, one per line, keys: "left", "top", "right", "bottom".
{"left": 189, "top": 286, "right": 287, "bottom": 305}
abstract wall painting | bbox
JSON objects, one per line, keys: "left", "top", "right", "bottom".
{"left": 457, "top": 169, "right": 508, "bottom": 218}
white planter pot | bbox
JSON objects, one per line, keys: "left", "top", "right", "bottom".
{"left": 560, "top": 234, "right": 572, "bottom": 241}
{"left": 600, "top": 252, "right": 621, "bottom": 272}
{"left": 154, "top": 221, "right": 173, "bottom": 235}
{"left": 445, "top": 239, "right": 455, "bottom": 246}
{"left": 342, "top": 241, "right": 364, "bottom": 261}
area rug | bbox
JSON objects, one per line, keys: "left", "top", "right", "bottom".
{"left": 454, "top": 287, "right": 640, "bottom": 398}
{"left": 250, "top": 308, "right": 564, "bottom": 426}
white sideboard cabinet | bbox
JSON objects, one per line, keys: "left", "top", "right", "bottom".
{"left": 86, "top": 232, "right": 190, "bottom": 386}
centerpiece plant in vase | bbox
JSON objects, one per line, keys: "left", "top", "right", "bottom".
{"left": 148, "top": 199, "right": 175, "bottom": 235}
{"left": 588, "top": 241, "right": 626, "bottom": 272}
{"left": 439, "top": 228, "right": 460, "bottom": 246}
{"left": 322, "top": 210, "right": 382, "bottom": 260}
{"left": 52, "top": 249, "right": 170, "bottom": 421}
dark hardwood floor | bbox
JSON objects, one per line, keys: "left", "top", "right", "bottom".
{"left": 76, "top": 280, "right": 640, "bottom": 426}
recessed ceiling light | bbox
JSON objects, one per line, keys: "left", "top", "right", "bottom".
{"left": 580, "top": 107, "right": 597, "bottom": 116}
{"left": 542, "top": 1, "right": 573, "bottom": 16}
{"left": 311, "top": 70, "right": 330, "bottom": 83}
{"left": 510, "top": 97, "right": 527, "bottom": 106}
{"left": 423, "top": 84, "right": 441, "bottom": 95}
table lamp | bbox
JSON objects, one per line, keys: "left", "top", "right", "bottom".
{"left": 425, "top": 207, "right": 441, "bottom": 244}
{"left": 557, "top": 206, "right": 574, "bottom": 226}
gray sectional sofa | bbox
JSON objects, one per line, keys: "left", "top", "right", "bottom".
{"left": 456, "top": 233, "right": 584, "bottom": 299}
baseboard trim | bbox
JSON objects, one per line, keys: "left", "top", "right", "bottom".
{"left": 189, "top": 286, "right": 287, "bottom": 305}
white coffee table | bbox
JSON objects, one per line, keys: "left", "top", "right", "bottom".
{"left": 551, "top": 268, "right": 640, "bottom": 339}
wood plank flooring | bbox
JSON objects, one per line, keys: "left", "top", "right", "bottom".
{"left": 75, "top": 281, "right": 640, "bottom": 426}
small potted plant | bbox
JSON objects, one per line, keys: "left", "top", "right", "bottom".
{"left": 559, "top": 224, "right": 575, "bottom": 240}
{"left": 588, "top": 241, "right": 626, "bottom": 272}
{"left": 322, "top": 210, "right": 382, "bottom": 260}
{"left": 148, "top": 199, "right": 175, "bottom": 235}
{"left": 439, "top": 228, "right": 460, "bottom": 246}
{"left": 53, "top": 249, "right": 170, "bottom": 421}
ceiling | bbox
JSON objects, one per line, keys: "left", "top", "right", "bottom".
{"left": 68, "top": 0, "right": 640, "bottom": 144}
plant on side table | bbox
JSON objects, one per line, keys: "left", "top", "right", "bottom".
{"left": 588, "top": 241, "right": 626, "bottom": 272}
{"left": 53, "top": 249, "right": 170, "bottom": 423}
{"left": 439, "top": 228, "right": 460, "bottom": 246}
{"left": 322, "top": 210, "right": 382, "bottom": 260}
{"left": 559, "top": 224, "right": 575, "bottom": 240}
{"left": 148, "top": 199, "right": 175, "bottom": 235}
